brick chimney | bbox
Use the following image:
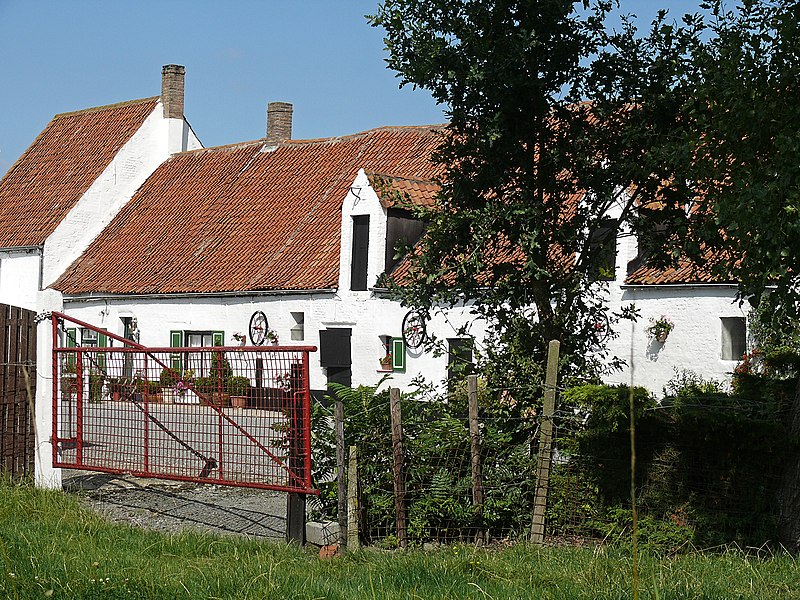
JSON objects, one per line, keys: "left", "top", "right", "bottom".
{"left": 161, "top": 64, "right": 185, "bottom": 119}
{"left": 266, "top": 102, "right": 293, "bottom": 143}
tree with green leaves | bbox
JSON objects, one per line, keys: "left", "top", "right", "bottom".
{"left": 370, "top": 0, "right": 699, "bottom": 393}
{"left": 676, "top": 1, "right": 800, "bottom": 315}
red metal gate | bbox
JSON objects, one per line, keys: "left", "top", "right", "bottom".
{"left": 51, "top": 312, "right": 317, "bottom": 494}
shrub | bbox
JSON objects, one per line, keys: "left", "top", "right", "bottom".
{"left": 227, "top": 376, "right": 249, "bottom": 396}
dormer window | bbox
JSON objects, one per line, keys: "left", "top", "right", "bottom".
{"left": 351, "top": 215, "right": 369, "bottom": 291}
{"left": 385, "top": 208, "right": 424, "bottom": 272}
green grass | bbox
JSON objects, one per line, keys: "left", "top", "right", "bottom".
{"left": 1, "top": 481, "right": 799, "bottom": 599}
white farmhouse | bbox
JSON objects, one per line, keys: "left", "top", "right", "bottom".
{"left": 0, "top": 67, "right": 749, "bottom": 396}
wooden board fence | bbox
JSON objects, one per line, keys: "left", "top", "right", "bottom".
{"left": 0, "top": 304, "right": 36, "bottom": 479}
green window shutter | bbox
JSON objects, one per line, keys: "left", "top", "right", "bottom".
{"left": 97, "top": 331, "right": 108, "bottom": 373}
{"left": 212, "top": 331, "right": 225, "bottom": 347}
{"left": 170, "top": 330, "right": 183, "bottom": 371}
{"left": 391, "top": 338, "right": 406, "bottom": 372}
{"left": 65, "top": 327, "right": 77, "bottom": 370}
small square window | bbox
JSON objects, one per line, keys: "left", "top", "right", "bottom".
{"left": 721, "top": 317, "right": 746, "bottom": 361}
{"left": 291, "top": 312, "right": 305, "bottom": 341}
{"left": 81, "top": 328, "right": 98, "bottom": 347}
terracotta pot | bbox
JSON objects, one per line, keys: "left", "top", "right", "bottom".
{"left": 231, "top": 395, "right": 247, "bottom": 408}
{"left": 211, "top": 392, "right": 231, "bottom": 407}
{"left": 656, "top": 331, "right": 668, "bottom": 343}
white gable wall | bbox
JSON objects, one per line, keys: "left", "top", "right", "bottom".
{"left": 42, "top": 103, "right": 201, "bottom": 288}
{"left": 338, "top": 169, "right": 387, "bottom": 294}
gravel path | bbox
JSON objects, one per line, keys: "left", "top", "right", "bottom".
{"left": 64, "top": 470, "right": 288, "bottom": 539}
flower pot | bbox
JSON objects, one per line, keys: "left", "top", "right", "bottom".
{"left": 162, "top": 388, "right": 174, "bottom": 404}
{"left": 656, "top": 331, "right": 668, "bottom": 343}
{"left": 231, "top": 395, "right": 247, "bottom": 409}
{"left": 211, "top": 392, "right": 231, "bottom": 407}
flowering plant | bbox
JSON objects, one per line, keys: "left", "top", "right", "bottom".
{"left": 173, "top": 369, "right": 195, "bottom": 396}
{"left": 646, "top": 315, "right": 674, "bottom": 341}
{"left": 274, "top": 372, "right": 292, "bottom": 391}
{"left": 232, "top": 331, "right": 247, "bottom": 343}
{"left": 379, "top": 353, "right": 393, "bottom": 368}
{"left": 266, "top": 329, "right": 279, "bottom": 344}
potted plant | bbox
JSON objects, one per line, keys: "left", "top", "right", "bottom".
{"left": 646, "top": 315, "right": 674, "bottom": 343}
{"left": 231, "top": 331, "right": 247, "bottom": 346}
{"left": 60, "top": 360, "right": 78, "bottom": 401}
{"left": 266, "top": 329, "right": 279, "bottom": 345}
{"left": 145, "top": 380, "right": 162, "bottom": 403}
{"left": 228, "top": 376, "right": 250, "bottom": 408}
{"left": 162, "top": 367, "right": 193, "bottom": 403}
{"left": 194, "top": 375, "right": 230, "bottom": 407}
{"left": 379, "top": 353, "right": 393, "bottom": 371}
{"left": 88, "top": 370, "right": 105, "bottom": 403}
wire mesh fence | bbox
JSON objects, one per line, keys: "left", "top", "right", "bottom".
{"left": 318, "top": 375, "right": 796, "bottom": 550}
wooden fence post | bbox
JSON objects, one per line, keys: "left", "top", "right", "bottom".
{"left": 389, "top": 387, "right": 408, "bottom": 549}
{"left": 467, "top": 375, "right": 485, "bottom": 541}
{"left": 335, "top": 398, "right": 347, "bottom": 550}
{"left": 347, "top": 445, "right": 360, "bottom": 550}
{"left": 531, "top": 339, "right": 560, "bottom": 544}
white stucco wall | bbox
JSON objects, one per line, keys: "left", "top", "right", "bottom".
{"left": 605, "top": 285, "right": 747, "bottom": 393}
{"left": 61, "top": 291, "right": 483, "bottom": 395}
{"left": 0, "top": 250, "right": 41, "bottom": 310}
{"left": 42, "top": 104, "right": 202, "bottom": 287}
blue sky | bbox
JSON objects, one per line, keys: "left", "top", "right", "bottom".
{"left": 0, "top": 0, "right": 703, "bottom": 177}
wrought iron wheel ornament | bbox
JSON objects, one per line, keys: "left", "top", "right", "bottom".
{"left": 249, "top": 311, "right": 268, "bottom": 346}
{"left": 593, "top": 311, "right": 611, "bottom": 344}
{"left": 402, "top": 310, "right": 428, "bottom": 349}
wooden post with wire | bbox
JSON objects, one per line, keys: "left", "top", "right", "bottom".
{"left": 335, "top": 398, "right": 347, "bottom": 551}
{"left": 389, "top": 387, "right": 408, "bottom": 549}
{"left": 467, "top": 374, "right": 485, "bottom": 542}
{"left": 347, "top": 445, "right": 360, "bottom": 550}
{"left": 531, "top": 339, "right": 560, "bottom": 544}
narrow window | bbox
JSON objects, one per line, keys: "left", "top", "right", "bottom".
{"left": 721, "top": 317, "right": 746, "bottom": 361}
{"left": 291, "top": 312, "right": 305, "bottom": 341}
{"left": 351, "top": 215, "right": 370, "bottom": 291}
{"left": 589, "top": 219, "right": 617, "bottom": 282}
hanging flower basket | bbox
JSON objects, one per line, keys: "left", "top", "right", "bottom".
{"left": 646, "top": 315, "right": 674, "bottom": 343}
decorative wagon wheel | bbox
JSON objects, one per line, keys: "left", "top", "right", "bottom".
{"left": 249, "top": 311, "right": 269, "bottom": 346}
{"left": 592, "top": 311, "right": 611, "bottom": 344}
{"left": 402, "top": 310, "right": 428, "bottom": 349}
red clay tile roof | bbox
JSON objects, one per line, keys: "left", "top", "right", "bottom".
{"left": 0, "top": 97, "right": 159, "bottom": 247}
{"left": 367, "top": 172, "right": 441, "bottom": 209}
{"left": 625, "top": 257, "right": 728, "bottom": 285}
{"left": 53, "top": 125, "right": 444, "bottom": 295}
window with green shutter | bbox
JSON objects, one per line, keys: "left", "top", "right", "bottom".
{"left": 97, "top": 331, "right": 108, "bottom": 374}
{"left": 65, "top": 327, "right": 77, "bottom": 370}
{"left": 170, "top": 330, "right": 183, "bottom": 372}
